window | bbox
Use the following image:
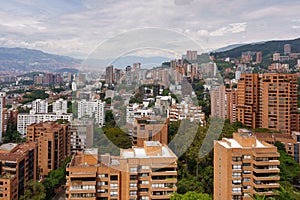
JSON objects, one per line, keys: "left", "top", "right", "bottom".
{"left": 97, "top": 189, "right": 108, "bottom": 193}
{"left": 232, "top": 180, "right": 241, "bottom": 185}
{"left": 130, "top": 175, "right": 137, "bottom": 180}
{"left": 98, "top": 181, "right": 108, "bottom": 186}
{"left": 269, "top": 165, "right": 278, "bottom": 169}
{"left": 98, "top": 174, "right": 108, "bottom": 178}
{"left": 141, "top": 165, "right": 149, "bottom": 170}
{"left": 232, "top": 157, "right": 242, "bottom": 162}
{"left": 152, "top": 183, "right": 165, "bottom": 188}
{"left": 232, "top": 188, "right": 241, "bottom": 193}
{"left": 232, "top": 172, "right": 241, "bottom": 178}
{"left": 243, "top": 155, "right": 251, "bottom": 159}
{"left": 130, "top": 167, "right": 138, "bottom": 172}
{"left": 110, "top": 191, "right": 118, "bottom": 197}
{"left": 139, "top": 173, "right": 149, "bottom": 177}
{"left": 243, "top": 185, "right": 251, "bottom": 190}
{"left": 110, "top": 175, "right": 118, "bottom": 181}
{"left": 243, "top": 163, "right": 251, "bottom": 167}
{"left": 110, "top": 183, "right": 118, "bottom": 189}
{"left": 130, "top": 183, "right": 137, "bottom": 188}
{"left": 232, "top": 165, "right": 242, "bottom": 170}
{"left": 141, "top": 181, "right": 149, "bottom": 185}
{"left": 243, "top": 178, "right": 250, "bottom": 182}
{"left": 243, "top": 170, "right": 251, "bottom": 174}
{"left": 130, "top": 190, "right": 137, "bottom": 195}
{"left": 232, "top": 195, "right": 242, "bottom": 200}
{"left": 139, "top": 188, "right": 148, "bottom": 192}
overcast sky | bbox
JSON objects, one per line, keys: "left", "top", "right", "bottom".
{"left": 1, "top": 0, "right": 300, "bottom": 59}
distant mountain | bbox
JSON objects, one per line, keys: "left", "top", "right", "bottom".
{"left": 0, "top": 47, "right": 82, "bottom": 72}
{"left": 83, "top": 56, "right": 172, "bottom": 70}
{"left": 212, "top": 43, "right": 245, "bottom": 53}
{"left": 212, "top": 38, "right": 300, "bottom": 59}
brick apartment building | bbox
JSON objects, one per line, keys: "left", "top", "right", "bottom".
{"left": 236, "top": 73, "right": 298, "bottom": 134}
{"left": 26, "top": 121, "right": 71, "bottom": 176}
{"left": 131, "top": 118, "right": 168, "bottom": 147}
{"left": 66, "top": 141, "right": 177, "bottom": 200}
{"left": 254, "top": 131, "right": 300, "bottom": 164}
{"left": 0, "top": 142, "right": 38, "bottom": 200}
{"left": 214, "top": 129, "right": 280, "bottom": 200}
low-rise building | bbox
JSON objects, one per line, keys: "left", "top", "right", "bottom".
{"left": 126, "top": 104, "right": 155, "bottom": 125}
{"left": 131, "top": 118, "right": 168, "bottom": 147}
{"left": 167, "top": 102, "right": 205, "bottom": 125}
{"left": 66, "top": 141, "right": 177, "bottom": 200}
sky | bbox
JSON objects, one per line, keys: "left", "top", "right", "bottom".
{"left": 1, "top": 0, "right": 300, "bottom": 60}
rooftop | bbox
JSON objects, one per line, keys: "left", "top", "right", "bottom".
{"left": 121, "top": 146, "right": 174, "bottom": 159}
{"left": 0, "top": 153, "right": 23, "bottom": 162}
{"left": 84, "top": 148, "right": 98, "bottom": 155}
{"left": 220, "top": 138, "right": 266, "bottom": 149}
{"left": 145, "top": 141, "right": 161, "bottom": 147}
{"left": 14, "top": 142, "right": 36, "bottom": 154}
{"left": 0, "top": 143, "right": 18, "bottom": 152}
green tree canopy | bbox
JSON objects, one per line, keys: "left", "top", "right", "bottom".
{"left": 171, "top": 191, "right": 212, "bottom": 200}
{"left": 20, "top": 180, "right": 46, "bottom": 200}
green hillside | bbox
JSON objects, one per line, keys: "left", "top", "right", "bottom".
{"left": 212, "top": 38, "right": 300, "bottom": 59}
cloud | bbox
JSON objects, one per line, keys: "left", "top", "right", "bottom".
{"left": 210, "top": 23, "right": 247, "bottom": 36}
{"left": 0, "top": 0, "right": 299, "bottom": 58}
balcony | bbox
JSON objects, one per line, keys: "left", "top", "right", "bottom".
{"left": 253, "top": 160, "right": 280, "bottom": 166}
{"left": 253, "top": 152, "right": 280, "bottom": 158}
{"left": 254, "top": 190, "right": 276, "bottom": 196}
{"left": 69, "top": 194, "right": 96, "bottom": 200}
{"left": 151, "top": 171, "right": 177, "bottom": 176}
{"left": 69, "top": 171, "right": 96, "bottom": 178}
{"left": 152, "top": 187, "right": 177, "bottom": 192}
{"left": 253, "top": 167, "right": 280, "bottom": 173}
{"left": 253, "top": 175, "right": 280, "bottom": 181}
{"left": 151, "top": 177, "right": 177, "bottom": 184}
{"left": 151, "top": 191, "right": 174, "bottom": 199}
{"left": 254, "top": 182, "right": 280, "bottom": 189}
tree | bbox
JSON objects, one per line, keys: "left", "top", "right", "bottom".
{"left": 2, "top": 130, "right": 24, "bottom": 144}
{"left": 105, "top": 128, "right": 132, "bottom": 149}
{"left": 105, "top": 97, "right": 112, "bottom": 104}
{"left": 105, "top": 110, "right": 116, "bottom": 128}
{"left": 20, "top": 180, "right": 46, "bottom": 200}
{"left": 273, "top": 142, "right": 300, "bottom": 199}
{"left": 171, "top": 191, "right": 212, "bottom": 200}
{"left": 251, "top": 194, "right": 267, "bottom": 200}
{"left": 43, "top": 156, "right": 71, "bottom": 199}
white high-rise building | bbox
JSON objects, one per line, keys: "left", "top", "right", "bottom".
{"left": 78, "top": 100, "right": 105, "bottom": 127}
{"left": 71, "top": 81, "right": 77, "bottom": 91}
{"left": 17, "top": 113, "right": 73, "bottom": 135}
{"left": 0, "top": 92, "right": 6, "bottom": 141}
{"left": 31, "top": 99, "right": 48, "bottom": 114}
{"left": 53, "top": 98, "right": 68, "bottom": 114}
